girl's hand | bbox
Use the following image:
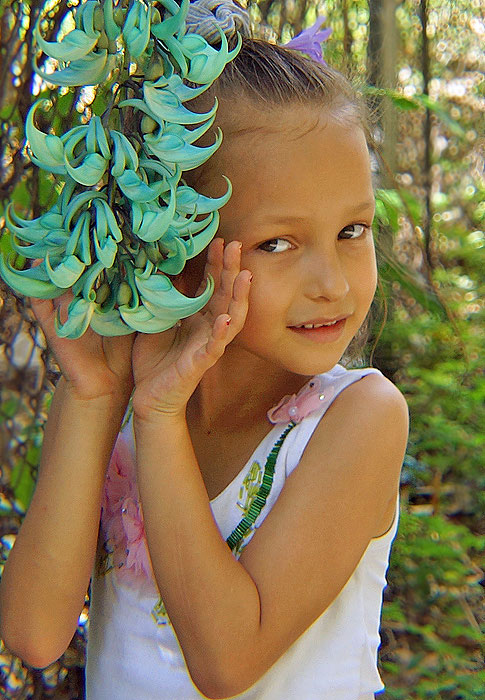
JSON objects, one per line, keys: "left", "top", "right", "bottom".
{"left": 131, "top": 238, "right": 252, "bottom": 420}
{"left": 30, "top": 287, "right": 135, "bottom": 403}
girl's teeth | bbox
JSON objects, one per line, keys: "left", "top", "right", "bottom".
{"left": 299, "top": 321, "right": 338, "bottom": 329}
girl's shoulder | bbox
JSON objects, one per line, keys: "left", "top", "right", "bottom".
{"left": 311, "top": 363, "right": 409, "bottom": 463}
{"left": 269, "top": 363, "right": 406, "bottom": 429}
{"left": 281, "top": 363, "right": 408, "bottom": 539}
{"left": 300, "top": 364, "right": 409, "bottom": 519}
{"left": 316, "top": 363, "right": 408, "bottom": 421}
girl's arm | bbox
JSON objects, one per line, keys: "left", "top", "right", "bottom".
{"left": 129, "top": 239, "right": 408, "bottom": 699}
{"left": 0, "top": 288, "right": 134, "bottom": 667}
{"left": 0, "top": 378, "right": 128, "bottom": 667}
{"left": 134, "top": 375, "right": 408, "bottom": 699}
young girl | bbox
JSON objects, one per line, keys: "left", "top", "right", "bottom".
{"left": 0, "top": 5, "right": 409, "bottom": 699}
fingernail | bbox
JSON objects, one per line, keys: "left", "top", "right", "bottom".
{"left": 248, "top": 273, "right": 253, "bottom": 283}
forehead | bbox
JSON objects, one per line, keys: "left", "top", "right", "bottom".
{"left": 198, "top": 105, "right": 374, "bottom": 228}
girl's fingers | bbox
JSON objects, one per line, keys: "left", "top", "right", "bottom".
{"left": 195, "top": 313, "right": 233, "bottom": 365}
{"left": 206, "top": 239, "right": 243, "bottom": 319}
{"left": 30, "top": 291, "right": 73, "bottom": 339}
{"left": 194, "top": 238, "right": 224, "bottom": 297}
{"left": 226, "top": 269, "right": 252, "bottom": 329}
{"left": 29, "top": 297, "right": 56, "bottom": 339}
{"left": 196, "top": 270, "right": 252, "bottom": 367}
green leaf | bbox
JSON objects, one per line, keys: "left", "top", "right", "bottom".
{"left": 11, "top": 460, "right": 36, "bottom": 511}
{"left": 414, "top": 93, "right": 466, "bottom": 138}
{"left": 363, "top": 86, "right": 466, "bottom": 137}
{"left": 1, "top": 397, "right": 20, "bottom": 418}
{"left": 56, "top": 91, "right": 75, "bottom": 119}
{"left": 363, "top": 86, "right": 420, "bottom": 110}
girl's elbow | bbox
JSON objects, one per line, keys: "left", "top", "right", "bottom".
{"left": 192, "top": 678, "right": 253, "bottom": 700}
{"left": 1, "top": 624, "right": 66, "bottom": 671}
{"left": 1, "top": 637, "right": 58, "bottom": 670}
{"left": 190, "top": 661, "right": 259, "bottom": 699}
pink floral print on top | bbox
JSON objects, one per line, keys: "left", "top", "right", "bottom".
{"left": 100, "top": 431, "right": 156, "bottom": 590}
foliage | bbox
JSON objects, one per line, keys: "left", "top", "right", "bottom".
{"left": 381, "top": 512, "right": 485, "bottom": 698}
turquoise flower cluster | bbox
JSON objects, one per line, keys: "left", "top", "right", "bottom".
{"left": 0, "top": 0, "right": 241, "bottom": 337}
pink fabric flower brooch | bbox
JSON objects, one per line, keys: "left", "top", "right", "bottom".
{"left": 267, "top": 376, "right": 335, "bottom": 424}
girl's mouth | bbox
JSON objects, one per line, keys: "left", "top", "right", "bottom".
{"left": 288, "top": 318, "right": 347, "bottom": 342}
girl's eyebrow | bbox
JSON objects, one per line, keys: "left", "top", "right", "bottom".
{"left": 259, "top": 201, "right": 376, "bottom": 225}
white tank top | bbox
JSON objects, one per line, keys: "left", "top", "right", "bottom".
{"left": 86, "top": 364, "right": 399, "bottom": 699}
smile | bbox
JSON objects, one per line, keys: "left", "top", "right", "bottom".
{"left": 288, "top": 318, "right": 348, "bottom": 342}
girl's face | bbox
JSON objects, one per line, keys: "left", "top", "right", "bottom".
{"left": 186, "top": 105, "right": 377, "bottom": 376}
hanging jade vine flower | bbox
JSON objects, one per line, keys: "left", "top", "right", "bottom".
{"left": 0, "top": 0, "right": 241, "bottom": 338}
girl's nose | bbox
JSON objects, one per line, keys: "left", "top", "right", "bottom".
{"left": 304, "top": 250, "right": 350, "bottom": 302}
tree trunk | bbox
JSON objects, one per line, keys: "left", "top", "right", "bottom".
{"left": 367, "top": 0, "right": 398, "bottom": 181}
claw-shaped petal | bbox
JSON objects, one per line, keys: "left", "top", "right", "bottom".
{"left": 10, "top": 227, "right": 68, "bottom": 258}
{"left": 95, "top": 199, "right": 122, "bottom": 242}
{"left": 55, "top": 295, "right": 96, "bottom": 339}
{"left": 123, "top": 0, "right": 151, "bottom": 58}
{"left": 26, "top": 101, "right": 66, "bottom": 174}
{"left": 103, "top": 0, "right": 121, "bottom": 41}
{"left": 184, "top": 212, "right": 219, "bottom": 259}
{"left": 138, "top": 157, "right": 181, "bottom": 188}
{"left": 65, "top": 151, "right": 108, "bottom": 186}
{"left": 94, "top": 231, "right": 118, "bottom": 267}
{"left": 181, "top": 27, "right": 242, "bottom": 84}
{"left": 65, "top": 210, "right": 90, "bottom": 260}
{"left": 79, "top": 1, "right": 103, "bottom": 38}
{"left": 150, "top": 0, "right": 189, "bottom": 41}
{"left": 117, "top": 98, "right": 165, "bottom": 128}
{"left": 110, "top": 130, "right": 139, "bottom": 177}
{"left": 174, "top": 115, "right": 217, "bottom": 144}
{"left": 35, "top": 23, "right": 100, "bottom": 62}
{"left": 144, "top": 128, "right": 222, "bottom": 169}
{"left": 149, "top": 72, "right": 209, "bottom": 102}
{"left": 0, "top": 255, "right": 64, "bottom": 299}
{"left": 84, "top": 116, "right": 111, "bottom": 159}
{"left": 34, "top": 50, "right": 114, "bottom": 87}
{"left": 134, "top": 185, "right": 177, "bottom": 242}
{"left": 6, "top": 204, "right": 48, "bottom": 243}
{"left": 160, "top": 35, "right": 188, "bottom": 77}
{"left": 90, "top": 308, "right": 135, "bottom": 335}
{"left": 72, "top": 260, "right": 105, "bottom": 299}
{"left": 119, "top": 302, "right": 177, "bottom": 333}
{"left": 134, "top": 268, "right": 213, "bottom": 316}
{"left": 157, "top": 235, "right": 187, "bottom": 274}
{"left": 64, "top": 190, "right": 107, "bottom": 231}
{"left": 116, "top": 169, "right": 166, "bottom": 203}
{"left": 142, "top": 82, "right": 218, "bottom": 125}
{"left": 45, "top": 253, "right": 86, "bottom": 287}
{"left": 175, "top": 177, "right": 232, "bottom": 214}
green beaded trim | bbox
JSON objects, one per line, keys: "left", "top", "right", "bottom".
{"left": 225, "top": 422, "right": 296, "bottom": 552}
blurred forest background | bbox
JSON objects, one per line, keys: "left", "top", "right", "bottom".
{"left": 0, "top": 0, "right": 483, "bottom": 697}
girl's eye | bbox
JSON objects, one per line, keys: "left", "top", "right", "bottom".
{"left": 258, "top": 238, "right": 293, "bottom": 253}
{"left": 339, "top": 224, "right": 369, "bottom": 240}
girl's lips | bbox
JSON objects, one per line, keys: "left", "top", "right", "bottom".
{"left": 288, "top": 318, "right": 347, "bottom": 342}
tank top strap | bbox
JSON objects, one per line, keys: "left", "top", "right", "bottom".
{"left": 283, "top": 365, "right": 383, "bottom": 478}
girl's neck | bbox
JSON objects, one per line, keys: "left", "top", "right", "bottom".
{"left": 186, "top": 348, "right": 311, "bottom": 433}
